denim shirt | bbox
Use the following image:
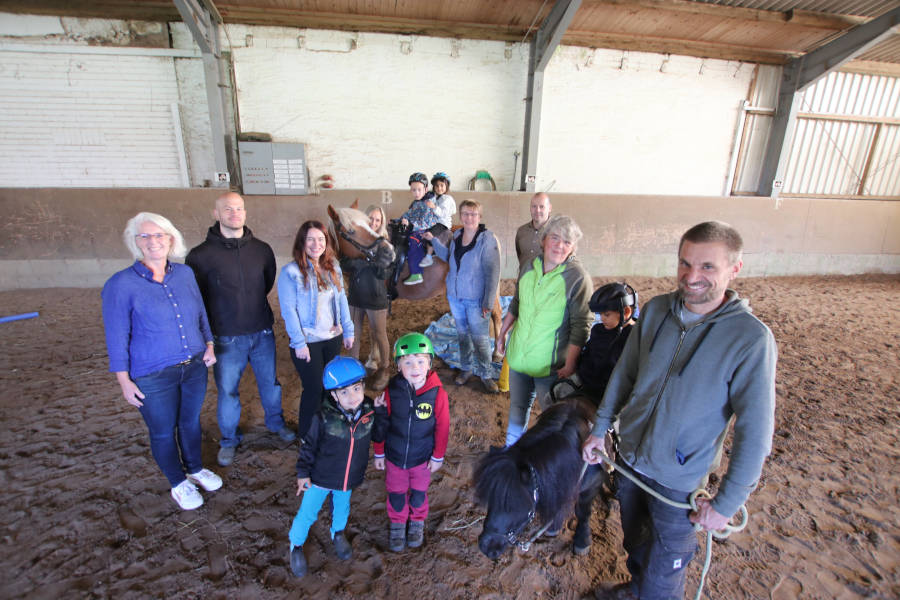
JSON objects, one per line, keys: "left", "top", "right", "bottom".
{"left": 102, "top": 261, "right": 213, "bottom": 379}
{"left": 277, "top": 259, "right": 354, "bottom": 350}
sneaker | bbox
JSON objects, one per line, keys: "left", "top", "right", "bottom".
{"left": 171, "top": 480, "right": 203, "bottom": 510}
{"left": 290, "top": 545, "right": 308, "bottom": 577}
{"left": 403, "top": 274, "right": 423, "bottom": 285}
{"left": 276, "top": 426, "right": 297, "bottom": 443}
{"left": 418, "top": 254, "right": 434, "bottom": 267}
{"left": 407, "top": 520, "right": 425, "bottom": 548}
{"left": 187, "top": 468, "right": 223, "bottom": 492}
{"left": 333, "top": 531, "right": 352, "bottom": 560}
{"left": 454, "top": 370, "right": 472, "bottom": 386}
{"left": 481, "top": 377, "right": 500, "bottom": 394}
{"left": 217, "top": 446, "right": 235, "bottom": 467}
{"left": 389, "top": 522, "right": 406, "bottom": 552}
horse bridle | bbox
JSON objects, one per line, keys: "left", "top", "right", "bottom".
{"left": 333, "top": 220, "right": 382, "bottom": 260}
{"left": 505, "top": 464, "right": 541, "bottom": 551}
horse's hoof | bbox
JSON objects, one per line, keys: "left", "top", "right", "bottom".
{"left": 573, "top": 541, "right": 591, "bottom": 555}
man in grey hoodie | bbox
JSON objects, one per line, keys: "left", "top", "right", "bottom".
{"left": 582, "top": 221, "right": 776, "bottom": 599}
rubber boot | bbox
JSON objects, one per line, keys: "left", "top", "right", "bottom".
{"left": 333, "top": 531, "right": 352, "bottom": 560}
{"left": 498, "top": 357, "right": 509, "bottom": 392}
{"left": 290, "top": 545, "right": 308, "bottom": 577}
{"left": 407, "top": 520, "right": 425, "bottom": 548}
{"left": 389, "top": 522, "right": 406, "bottom": 552}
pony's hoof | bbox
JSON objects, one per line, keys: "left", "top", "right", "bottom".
{"left": 371, "top": 369, "right": 390, "bottom": 391}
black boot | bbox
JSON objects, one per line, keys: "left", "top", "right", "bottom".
{"left": 333, "top": 531, "right": 352, "bottom": 560}
{"left": 407, "top": 520, "right": 425, "bottom": 548}
{"left": 389, "top": 522, "right": 406, "bottom": 552}
{"left": 290, "top": 545, "right": 308, "bottom": 577}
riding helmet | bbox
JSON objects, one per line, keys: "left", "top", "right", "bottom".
{"left": 431, "top": 172, "right": 450, "bottom": 188}
{"left": 408, "top": 172, "right": 429, "bottom": 187}
{"left": 322, "top": 356, "right": 367, "bottom": 390}
{"left": 394, "top": 332, "right": 435, "bottom": 359}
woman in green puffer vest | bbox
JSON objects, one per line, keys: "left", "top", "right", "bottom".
{"left": 496, "top": 214, "right": 593, "bottom": 446}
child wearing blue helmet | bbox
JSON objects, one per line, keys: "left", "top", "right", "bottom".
{"left": 289, "top": 356, "right": 381, "bottom": 577}
{"left": 418, "top": 172, "right": 456, "bottom": 268}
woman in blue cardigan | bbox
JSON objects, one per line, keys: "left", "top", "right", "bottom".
{"left": 278, "top": 220, "right": 354, "bottom": 438}
{"left": 424, "top": 199, "right": 501, "bottom": 393}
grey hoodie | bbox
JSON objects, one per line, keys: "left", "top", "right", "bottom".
{"left": 592, "top": 289, "right": 777, "bottom": 517}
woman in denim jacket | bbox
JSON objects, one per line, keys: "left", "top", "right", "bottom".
{"left": 278, "top": 220, "right": 354, "bottom": 438}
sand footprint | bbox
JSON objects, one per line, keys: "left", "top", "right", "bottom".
{"left": 117, "top": 505, "right": 147, "bottom": 537}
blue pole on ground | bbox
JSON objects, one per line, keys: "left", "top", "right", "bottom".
{"left": 0, "top": 312, "right": 39, "bottom": 324}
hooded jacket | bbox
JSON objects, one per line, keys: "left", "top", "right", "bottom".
{"left": 185, "top": 223, "right": 276, "bottom": 337}
{"left": 340, "top": 238, "right": 395, "bottom": 311}
{"left": 431, "top": 225, "right": 501, "bottom": 312}
{"left": 297, "top": 396, "right": 378, "bottom": 491}
{"left": 373, "top": 371, "right": 450, "bottom": 469}
{"left": 592, "top": 290, "right": 777, "bottom": 518}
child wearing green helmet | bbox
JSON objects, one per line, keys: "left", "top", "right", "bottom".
{"left": 289, "top": 356, "right": 381, "bottom": 578}
{"left": 372, "top": 332, "right": 450, "bottom": 552}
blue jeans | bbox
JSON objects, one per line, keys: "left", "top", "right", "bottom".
{"left": 447, "top": 296, "right": 492, "bottom": 378}
{"left": 616, "top": 464, "right": 698, "bottom": 600}
{"left": 288, "top": 485, "right": 352, "bottom": 548}
{"left": 213, "top": 329, "right": 286, "bottom": 448}
{"left": 505, "top": 367, "right": 557, "bottom": 446}
{"left": 134, "top": 355, "right": 208, "bottom": 487}
{"left": 407, "top": 234, "right": 425, "bottom": 275}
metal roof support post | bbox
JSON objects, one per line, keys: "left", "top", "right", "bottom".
{"left": 520, "top": 0, "right": 582, "bottom": 192}
{"left": 173, "top": 0, "right": 232, "bottom": 187}
{"left": 756, "top": 6, "right": 900, "bottom": 197}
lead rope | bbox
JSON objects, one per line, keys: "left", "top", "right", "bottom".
{"left": 582, "top": 452, "right": 748, "bottom": 600}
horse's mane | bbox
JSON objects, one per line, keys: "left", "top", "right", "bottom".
{"left": 331, "top": 206, "right": 380, "bottom": 238}
{"left": 474, "top": 398, "right": 594, "bottom": 522}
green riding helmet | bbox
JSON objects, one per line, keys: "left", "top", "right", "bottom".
{"left": 394, "top": 332, "right": 435, "bottom": 359}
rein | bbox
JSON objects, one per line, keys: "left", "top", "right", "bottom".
{"left": 586, "top": 451, "right": 749, "bottom": 600}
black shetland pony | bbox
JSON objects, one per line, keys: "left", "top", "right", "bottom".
{"left": 473, "top": 396, "right": 610, "bottom": 559}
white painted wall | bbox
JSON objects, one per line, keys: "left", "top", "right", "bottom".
{"left": 538, "top": 47, "right": 753, "bottom": 195}
{"left": 0, "top": 49, "right": 185, "bottom": 187}
{"left": 228, "top": 26, "right": 528, "bottom": 192}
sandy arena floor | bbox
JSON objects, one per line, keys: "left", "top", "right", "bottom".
{"left": 0, "top": 274, "right": 898, "bottom": 599}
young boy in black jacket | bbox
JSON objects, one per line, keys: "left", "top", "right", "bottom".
{"left": 288, "top": 356, "right": 380, "bottom": 577}
{"left": 576, "top": 282, "right": 639, "bottom": 402}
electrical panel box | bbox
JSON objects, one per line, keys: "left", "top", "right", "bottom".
{"left": 239, "top": 142, "right": 308, "bottom": 195}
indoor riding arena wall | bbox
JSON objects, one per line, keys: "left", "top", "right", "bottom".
{"left": 1, "top": 187, "right": 898, "bottom": 291}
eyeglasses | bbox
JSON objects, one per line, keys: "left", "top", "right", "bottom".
{"left": 460, "top": 211, "right": 480, "bottom": 218}
{"left": 135, "top": 233, "right": 169, "bottom": 242}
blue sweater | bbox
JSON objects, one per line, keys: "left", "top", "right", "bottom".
{"left": 101, "top": 261, "right": 212, "bottom": 378}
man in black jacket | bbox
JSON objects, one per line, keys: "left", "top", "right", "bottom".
{"left": 187, "top": 192, "right": 295, "bottom": 467}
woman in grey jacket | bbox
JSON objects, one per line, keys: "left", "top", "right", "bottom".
{"left": 425, "top": 199, "right": 501, "bottom": 393}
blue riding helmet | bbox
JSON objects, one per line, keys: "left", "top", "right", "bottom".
{"left": 431, "top": 172, "right": 450, "bottom": 187}
{"left": 408, "top": 172, "right": 429, "bottom": 187}
{"left": 322, "top": 356, "right": 367, "bottom": 390}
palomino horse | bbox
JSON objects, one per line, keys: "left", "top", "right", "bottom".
{"left": 326, "top": 203, "right": 504, "bottom": 352}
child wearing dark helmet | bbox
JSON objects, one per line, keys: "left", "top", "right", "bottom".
{"left": 289, "top": 356, "right": 380, "bottom": 578}
{"left": 576, "top": 282, "right": 639, "bottom": 402}
{"left": 400, "top": 172, "right": 439, "bottom": 285}
{"left": 418, "top": 172, "right": 456, "bottom": 268}
{"left": 373, "top": 332, "right": 450, "bottom": 552}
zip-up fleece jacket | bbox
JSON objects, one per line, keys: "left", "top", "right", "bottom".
{"left": 340, "top": 238, "right": 395, "bottom": 311}
{"left": 185, "top": 224, "right": 276, "bottom": 336}
{"left": 297, "top": 396, "right": 379, "bottom": 491}
{"left": 431, "top": 225, "right": 501, "bottom": 312}
{"left": 373, "top": 371, "right": 450, "bottom": 469}
{"left": 592, "top": 290, "right": 777, "bottom": 518}
{"left": 507, "top": 255, "right": 593, "bottom": 377}
{"left": 277, "top": 258, "right": 354, "bottom": 350}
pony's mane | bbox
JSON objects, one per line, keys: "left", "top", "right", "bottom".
{"left": 475, "top": 398, "right": 595, "bottom": 522}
